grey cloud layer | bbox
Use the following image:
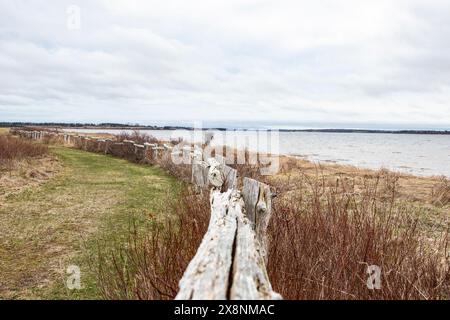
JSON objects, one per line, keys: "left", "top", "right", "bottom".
{"left": 0, "top": 0, "right": 449, "bottom": 126}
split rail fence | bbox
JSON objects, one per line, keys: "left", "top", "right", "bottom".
{"left": 12, "top": 129, "right": 281, "bottom": 300}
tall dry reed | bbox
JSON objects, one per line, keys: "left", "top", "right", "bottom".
{"left": 0, "top": 135, "right": 48, "bottom": 170}
{"left": 267, "top": 173, "right": 449, "bottom": 299}
{"left": 65, "top": 130, "right": 449, "bottom": 299}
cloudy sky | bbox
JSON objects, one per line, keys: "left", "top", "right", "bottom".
{"left": 1, "top": 0, "right": 450, "bottom": 128}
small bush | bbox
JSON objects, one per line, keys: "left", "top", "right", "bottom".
{"left": 41, "top": 134, "right": 60, "bottom": 145}
{"left": 157, "top": 152, "right": 192, "bottom": 183}
{"left": 116, "top": 130, "right": 159, "bottom": 144}
{"left": 0, "top": 135, "right": 48, "bottom": 169}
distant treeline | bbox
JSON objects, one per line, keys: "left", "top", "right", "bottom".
{"left": 0, "top": 122, "right": 193, "bottom": 130}
{"left": 279, "top": 128, "right": 450, "bottom": 135}
{"left": 1, "top": 122, "right": 449, "bottom": 134}
{"left": 1, "top": 122, "right": 147, "bottom": 128}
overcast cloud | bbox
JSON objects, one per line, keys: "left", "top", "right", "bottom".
{"left": 1, "top": 0, "right": 450, "bottom": 128}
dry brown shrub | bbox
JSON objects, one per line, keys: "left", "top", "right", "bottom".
{"left": 0, "top": 135, "right": 48, "bottom": 170}
{"left": 53, "top": 129, "right": 450, "bottom": 300}
{"left": 116, "top": 130, "right": 159, "bottom": 144}
{"left": 431, "top": 177, "right": 450, "bottom": 207}
{"left": 267, "top": 172, "right": 450, "bottom": 300}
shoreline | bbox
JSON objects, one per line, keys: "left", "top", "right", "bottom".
{"left": 284, "top": 153, "right": 450, "bottom": 179}
{"left": 1, "top": 124, "right": 450, "bottom": 135}
{"left": 275, "top": 155, "right": 449, "bottom": 212}
{"left": 67, "top": 126, "right": 450, "bottom": 135}
{"left": 64, "top": 129, "right": 450, "bottom": 178}
{"left": 9, "top": 127, "right": 450, "bottom": 178}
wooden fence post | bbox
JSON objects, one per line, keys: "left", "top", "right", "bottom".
{"left": 242, "top": 178, "right": 273, "bottom": 264}
{"left": 176, "top": 156, "right": 280, "bottom": 300}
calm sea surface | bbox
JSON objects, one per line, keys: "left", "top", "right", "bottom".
{"left": 64, "top": 129, "right": 450, "bottom": 177}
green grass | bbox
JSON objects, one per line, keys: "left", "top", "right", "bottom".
{"left": 0, "top": 146, "right": 181, "bottom": 299}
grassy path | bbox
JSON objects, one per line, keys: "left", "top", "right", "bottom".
{"left": 0, "top": 146, "right": 180, "bottom": 299}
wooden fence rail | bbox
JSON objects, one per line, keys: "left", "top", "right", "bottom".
{"left": 11, "top": 129, "right": 281, "bottom": 300}
{"left": 177, "top": 159, "right": 280, "bottom": 300}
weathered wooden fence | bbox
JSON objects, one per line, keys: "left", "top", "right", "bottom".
{"left": 11, "top": 130, "right": 167, "bottom": 165}
{"left": 11, "top": 129, "right": 281, "bottom": 300}
{"left": 177, "top": 157, "right": 280, "bottom": 300}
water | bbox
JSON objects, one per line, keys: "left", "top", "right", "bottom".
{"left": 63, "top": 128, "right": 450, "bottom": 177}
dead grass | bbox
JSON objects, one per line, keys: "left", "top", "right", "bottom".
{"left": 0, "top": 135, "right": 48, "bottom": 170}
{"left": 0, "top": 146, "right": 179, "bottom": 299}
{"left": 268, "top": 156, "right": 450, "bottom": 239}
{"left": 0, "top": 134, "right": 55, "bottom": 203}
{"left": 276, "top": 156, "right": 449, "bottom": 204}
{"left": 96, "top": 187, "right": 209, "bottom": 299}
{"left": 431, "top": 177, "right": 450, "bottom": 207}
{"left": 88, "top": 131, "right": 450, "bottom": 300}
{"left": 94, "top": 158, "right": 450, "bottom": 300}
{"left": 0, "top": 156, "right": 61, "bottom": 204}
{"left": 267, "top": 172, "right": 449, "bottom": 300}
{"left": 64, "top": 131, "right": 115, "bottom": 139}
{"left": 8, "top": 130, "right": 446, "bottom": 300}
{"left": 91, "top": 136, "right": 450, "bottom": 300}
{"left": 116, "top": 130, "right": 159, "bottom": 144}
